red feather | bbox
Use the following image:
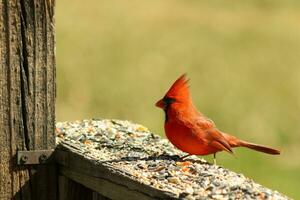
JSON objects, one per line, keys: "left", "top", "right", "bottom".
{"left": 164, "top": 74, "right": 190, "bottom": 101}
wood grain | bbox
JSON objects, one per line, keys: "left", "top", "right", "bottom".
{"left": 57, "top": 142, "right": 177, "bottom": 200}
{"left": 0, "top": 0, "right": 56, "bottom": 199}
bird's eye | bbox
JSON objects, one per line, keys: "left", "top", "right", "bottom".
{"left": 163, "top": 97, "right": 175, "bottom": 105}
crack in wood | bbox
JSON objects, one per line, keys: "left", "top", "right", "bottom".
{"left": 19, "top": 1, "right": 34, "bottom": 199}
{"left": 19, "top": 0, "right": 30, "bottom": 152}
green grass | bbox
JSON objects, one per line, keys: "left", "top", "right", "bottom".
{"left": 56, "top": 0, "right": 300, "bottom": 198}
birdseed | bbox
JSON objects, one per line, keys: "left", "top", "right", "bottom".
{"left": 56, "top": 119, "right": 290, "bottom": 200}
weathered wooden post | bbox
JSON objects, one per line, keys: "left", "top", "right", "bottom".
{"left": 0, "top": 0, "right": 56, "bottom": 199}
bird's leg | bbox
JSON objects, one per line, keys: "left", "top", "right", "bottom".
{"left": 213, "top": 153, "right": 217, "bottom": 165}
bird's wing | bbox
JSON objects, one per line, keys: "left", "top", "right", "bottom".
{"left": 206, "top": 128, "right": 234, "bottom": 154}
{"left": 194, "top": 117, "right": 215, "bottom": 129}
{"left": 191, "top": 117, "right": 233, "bottom": 154}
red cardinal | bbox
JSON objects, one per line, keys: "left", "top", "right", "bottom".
{"left": 156, "top": 74, "right": 280, "bottom": 163}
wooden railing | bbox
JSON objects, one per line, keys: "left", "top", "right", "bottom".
{"left": 54, "top": 120, "right": 289, "bottom": 200}
{"left": 56, "top": 142, "right": 172, "bottom": 200}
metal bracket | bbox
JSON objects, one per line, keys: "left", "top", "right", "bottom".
{"left": 17, "top": 149, "right": 54, "bottom": 165}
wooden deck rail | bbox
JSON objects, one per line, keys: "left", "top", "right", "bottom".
{"left": 55, "top": 120, "right": 289, "bottom": 200}
{"left": 56, "top": 141, "right": 173, "bottom": 200}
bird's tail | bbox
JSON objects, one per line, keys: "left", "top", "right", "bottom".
{"left": 239, "top": 141, "right": 280, "bottom": 155}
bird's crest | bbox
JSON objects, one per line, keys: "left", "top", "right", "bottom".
{"left": 165, "top": 74, "right": 190, "bottom": 101}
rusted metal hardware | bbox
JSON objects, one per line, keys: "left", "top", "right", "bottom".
{"left": 17, "top": 149, "right": 54, "bottom": 165}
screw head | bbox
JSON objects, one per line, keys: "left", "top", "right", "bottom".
{"left": 20, "top": 155, "right": 28, "bottom": 163}
{"left": 39, "top": 154, "right": 48, "bottom": 164}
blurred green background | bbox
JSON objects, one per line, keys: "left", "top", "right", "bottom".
{"left": 56, "top": 0, "right": 300, "bottom": 198}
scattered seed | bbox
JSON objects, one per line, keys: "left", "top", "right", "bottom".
{"left": 56, "top": 119, "right": 289, "bottom": 200}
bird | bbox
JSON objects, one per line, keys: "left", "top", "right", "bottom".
{"left": 155, "top": 74, "right": 280, "bottom": 164}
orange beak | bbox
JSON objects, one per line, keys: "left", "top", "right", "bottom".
{"left": 155, "top": 99, "right": 165, "bottom": 109}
